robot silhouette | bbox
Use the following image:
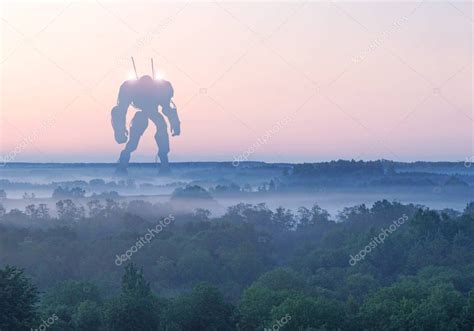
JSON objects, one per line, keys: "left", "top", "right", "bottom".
{"left": 111, "top": 58, "right": 180, "bottom": 175}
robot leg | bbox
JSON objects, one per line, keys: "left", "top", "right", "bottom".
{"left": 150, "top": 113, "right": 170, "bottom": 172}
{"left": 118, "top": 111, "right": 149, "bottom": 172}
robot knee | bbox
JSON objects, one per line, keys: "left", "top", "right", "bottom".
{"left": 131, "top": 111, "right": 149, "bottom": 131}
{"left": 155, "top": 130, "right": 168, "bottom": 142}
{"left": 125, "top": 143, "right": 139, "bottom": 153}
{"left": 124, "top": 136, "right": 142, "bottom": 153}
{"left": 158, "top": 144, "right": 170, "bottom": 156}
{"left": 155, "top": 135, "right": 170, "bottom": 155}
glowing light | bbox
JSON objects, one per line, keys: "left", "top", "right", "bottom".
{"left": 155, "top": 72, "right": 165, "bottom": 80}
{"left": 127, "top": 71, "right": 138, "bottom": 80}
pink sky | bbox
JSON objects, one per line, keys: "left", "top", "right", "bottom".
{"left": 1, "top": 1, "right": 472, "bottom": 163}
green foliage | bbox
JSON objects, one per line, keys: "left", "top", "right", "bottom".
{"left": 239, "top": 285, "right": 287, "bottom": 330}
{"left": 40, "top": 280, "right": 102, "bottom": 330}
{"left": 104, "top": 264, "right": 162, "bottom": 331}
{"left": 72, "top": 300, "right": 102, "bottom": 331}
{"left": 1, "top": 200, "right": 473, "bottom": 330}
{"left": 171, "top": 185, "right": 213, "bottom": 200}
{"left": 163, "top": 283, "right": 234, "bottom": 331}
{"left": 270, "top": 295, "right": 347, "bottom": 331}
{"left": 0, "top": 265, "right": 39, "bottom": 330}
{"left": 254, "top": 268, "right": 307, "bottom": 292}
{"left": 358, "top": 278, "right": 471, "bottom": 330}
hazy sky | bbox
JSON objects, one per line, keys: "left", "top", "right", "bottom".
{"left": 1, "top": 0, "right": 472, "bottom": 163}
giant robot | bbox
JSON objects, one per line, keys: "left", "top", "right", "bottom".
{"left": 111, "top": 58, "right": 180, "bottom": 174}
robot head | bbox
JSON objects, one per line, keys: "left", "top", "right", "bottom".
{"left": 137, "top": 74, "right": 155, "bottom": 88}
{"left": 126, "top": 58, "right": 174, "bottom": 109}
{"left": 135, "top": 75, "right": 173, "bottom": 99}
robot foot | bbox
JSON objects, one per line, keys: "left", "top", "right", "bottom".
{"left": 158, "top": 164, "right": 171, "bottom": 176}
{"left": 115, "top": 166, "right": 129, "bottom": 176}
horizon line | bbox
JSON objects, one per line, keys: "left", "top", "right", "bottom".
{"left": 0, "top": 160, "right": 469, "bottom": 166}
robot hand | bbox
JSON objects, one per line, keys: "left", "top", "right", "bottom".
{"left": 163, "top": 102, "right": 181, "bottom": 137}
{"left": 111, "top": 106, "right": 129, "bottom": 144}
{"left": 114, "top": 129, "right": 129, "bottom": 144}
{"left": 172, "top": 122, "right": 180, "bottom": 136}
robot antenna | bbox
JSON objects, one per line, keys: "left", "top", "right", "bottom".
{"left": 131, "top": 57, "right": 138, "bottom": 79}
{"left": 151, "top": 58, "right": 155, "bottom": 79}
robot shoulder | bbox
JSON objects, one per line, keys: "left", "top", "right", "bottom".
{"left": 157, "top": 80, "right": 174, "bottom": 100}
{"left": 118, "top": 80, "right": 136, "bottom": 102}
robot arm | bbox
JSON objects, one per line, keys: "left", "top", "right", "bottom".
{"left": 162, "top": 100, "right": 181, "bottom": 136}
{"left": 111, "top": 81, "right": 133, "bottom": 144}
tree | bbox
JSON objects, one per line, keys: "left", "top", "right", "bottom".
{"left": 154, "top": 256, "right": 179, "bottom": 288}
{"left": 87, "top": 199, "right": 104, "bottom": 218}
{"left": 463, "top": 202, "right": 474, "bottom": 217}
{"left": 272, "top": 207, "right": 295, "bottom": 230}
{"left": 104, "top": 264, "right": 162, "bottom": 331}
{"left": 268, "top": 179, "right": 276, "bottom": 192}
{"left": 0, "top": 266, "right": 39, "bottom": 330}
{"left": 296, "top": 206, "right": 312, "bottom": 226}
{"left": 254, "top": 268, "right": 307, "bottom": 292}
{"left": 310, "top": 204, "right": 330, "bottom": 223}
{"left": 52, "top": 186, "right": 86, "bottom": 199}
{"left": 193, "top": 208, "right": 211, "bottom": 221}
{"left": 297, "top": 204, "right": 330, "bottom": 228}
{"left": 239, "top": 285, "right": 287, "bottom": 330}
{"left": 56, "top": 199, "right": 85, "bottom": 221}
{"left": 163, "top": 283, "right": 234, "bottom": 331}
{"left": 25, "top": 204, "right": 37, "bottom": 218}
{"left": 23, "top": 192, "right": 36, "bottom": 199}
{"left": 36, "top": 203, "right": 50, "bottom": 219}
{"left": 225, "top": 203, "right": 273, "bottom": 226}
{"left": 0, "top": 189, "right": 6, "bottom": 199}
{"left": 25, "top": 203, "right": 50, "bottom": 220}
{"left": 177, "top": 249, "right": 219, "bottom": 284}
{"left": 270, "top": 295, "right": 347, "bottom": 330}
{"left": 221, "top": 244, "right": 264, "bottom": 286}
{"left": 337, "top": 204, "right": 370, "bottom": 223}
{"left": 40, "top": 280, "right": 102, "bottom": 330}
{"left": 89, "top": 178, "right": 105, "bottom": 186}
{"left": 73, "top": 300, "right": 102, "bottom": 331}
{"left": 359, "top": 278, "right": 467, "bottom": 330}
{"left": 344, "top": 273, "right": 380, "bottom": 302}
{"left": 171, "top": 185, "right": 213, "bottom": 200}
{"left": 104, "top": 198, "right": 121, "bottom": 218}
{"left": 461, "top": 290, "right": 474, "bottom": 328}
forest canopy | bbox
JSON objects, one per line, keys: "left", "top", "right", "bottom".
{"left": 0, "top": 199, "right": 473, "bottom": 330}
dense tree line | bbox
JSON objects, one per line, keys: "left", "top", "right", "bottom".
{"left": 0, "top": 200, "right": 473, "bottom": 330}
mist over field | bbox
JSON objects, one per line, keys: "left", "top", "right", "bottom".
{"left": 1, "top": 161, "right": 473, "bottom": 216}
{"left": 1, "top": 160, "right": 474, "bottom": 330}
